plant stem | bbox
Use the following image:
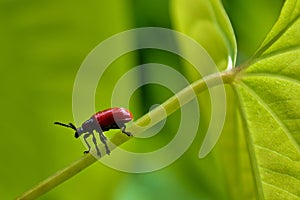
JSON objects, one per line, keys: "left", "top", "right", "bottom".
{"left": 17, "top": 70, "right": 236, "bottom": 200}
{"left": 17, "top": 153, "right": 96, "bottom": 200}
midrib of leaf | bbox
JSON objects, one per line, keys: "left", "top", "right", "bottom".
{"left": 235, "top": 87, "right": 264, "bottom": 199}
{"left": 252, "top": 12, "right": 300, "bottom": 60}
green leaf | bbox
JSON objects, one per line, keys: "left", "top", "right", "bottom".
{"left": 172, "top": 1, "right": 253, "bottom": 199}
{"left": 235, "top": 0, "right": 300, "bottom": 199}
{"left": 171, "top": 0, "right": 238, "bottom": 158}
{"left": 253, "top": 0, "right": 300, "bottom": 58}
{"left": 171, "top": 0, "right": 237, "bottom": 70}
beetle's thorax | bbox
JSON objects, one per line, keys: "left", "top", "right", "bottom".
{"left": 75, "top": 116, "right": 100, "bottom": 137}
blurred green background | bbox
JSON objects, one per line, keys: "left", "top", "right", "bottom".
{"left": 0, "top": 0, "right": 284, "bottom": 199}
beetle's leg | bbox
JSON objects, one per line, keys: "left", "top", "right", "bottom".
{"left": 83, "top": 133, "right": 91, "bottom": 154}
{"left": 121, "top": 125, "right": 132, "bottom": 136}
{"left": 95, "top": 129, "right": 110, "bottom": 155}
{"left": 91, "top": 131, "right": 101, "bottom": 157}
{"left": 100, "top": 133, "right": 110, "bottom": 155}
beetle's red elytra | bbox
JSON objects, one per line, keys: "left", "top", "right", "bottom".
{"left": 54, "top": 107, "right": 133, "bottom": 156}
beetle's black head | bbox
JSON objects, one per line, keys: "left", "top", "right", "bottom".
{"left": 54, "top": 122, "right": 79, "bottom": 138}
{"left": 74, "top": 131, "right": 79, "bottom": 138}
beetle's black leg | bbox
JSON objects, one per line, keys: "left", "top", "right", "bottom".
{"left": 121, "top": 125, "right": 132, "bottom": 136}
{"left": 91, "top": 131, "right": 101, "bottom": 157}
{"left": 83, "top": 132, "right": 91, "bottom": 154}
{"left": 95, "top": 128, "right": 110, "bottom": 155}
{"left": 100, "top": 133, "right": 110, "bottom": 155}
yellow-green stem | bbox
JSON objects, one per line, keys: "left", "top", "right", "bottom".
{"left": 17, "top": 70, "right": 236, "bottom": 200}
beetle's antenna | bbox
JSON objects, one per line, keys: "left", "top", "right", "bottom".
{"left": 54, "top": 122, "right": 77, "bottom": 131}
{"left": 68, "top": 123, "right": 77, "bottom": 130}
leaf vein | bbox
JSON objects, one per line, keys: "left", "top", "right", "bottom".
{"left": 240, "top": 83, "right": 300, "bottom": 153}
{"left": 262, "top": 181, "right": 300, "bottom": 198}
{"left": 254, "top": 11, "right": 300, "bottom": 58}
{"left": 254, "top": 144, "right": 299, "bottom": 162}
{"left": 260, "top": 166, "right": 300, "bottom": 184}
{"left": 256, "top": 45, "right": 300, "bottom": 65}
{"left": 234, "top": 86, "right": 265, "bottom": 198}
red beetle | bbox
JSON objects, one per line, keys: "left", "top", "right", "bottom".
{"left": 55, "top": 107, "right": 133, "bottom": 156}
